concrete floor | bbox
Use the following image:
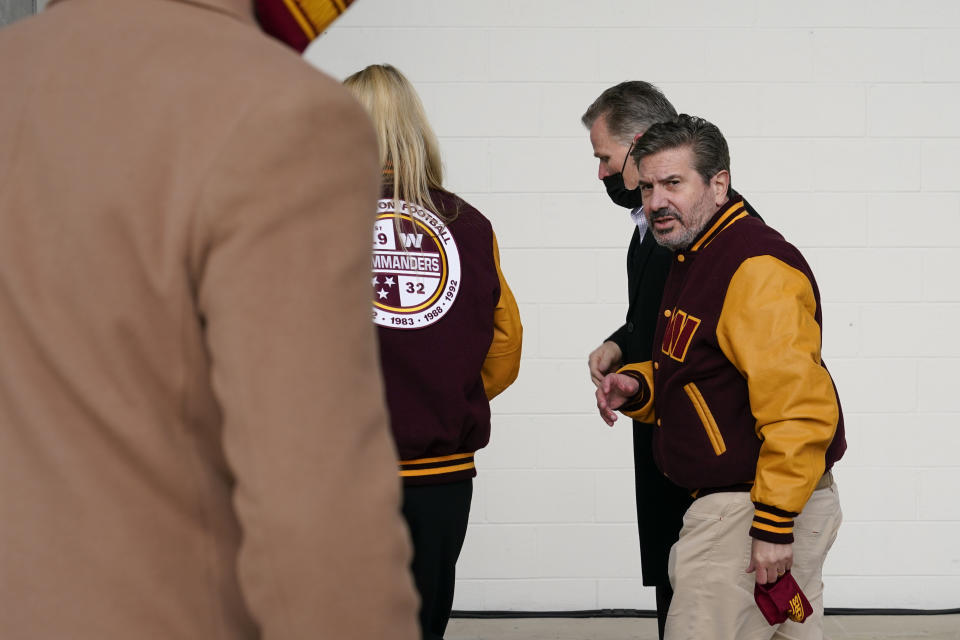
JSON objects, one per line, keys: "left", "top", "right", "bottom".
{"left": 447, "top": 614, "right": 960, "bottom": 639}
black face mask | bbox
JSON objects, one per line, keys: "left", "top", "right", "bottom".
{"left": 602, "top": 139, "right": 643, "bottom": 209}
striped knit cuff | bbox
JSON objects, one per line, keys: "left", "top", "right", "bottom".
{"left": 750, "top": 502, "right": 798, "bottom": 544}
{"left": 618, "top": 370, "right": 652, "bottom": 413}
{"left": 399, "top": 452, "right": 475, "bottom": 480}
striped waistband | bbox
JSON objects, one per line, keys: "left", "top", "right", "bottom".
{"left": 399, "top": 452, "right": 475, "bottom": 478}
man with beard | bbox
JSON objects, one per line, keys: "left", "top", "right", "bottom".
{"left": 0, "top": 1, "right": 418, "bottom": 638}
{"left": 596, "top": 115, "right": 845, "bottom": 640}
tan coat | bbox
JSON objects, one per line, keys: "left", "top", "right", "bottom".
{"left": 0, "top": 1, "right": 419, "bottom": 638}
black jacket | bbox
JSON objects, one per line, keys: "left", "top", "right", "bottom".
{"left": 606, "top": 223, "right": 691, "bottom": 586}
{"left": 608, "top": 226, "right": 672, "bottom": 364}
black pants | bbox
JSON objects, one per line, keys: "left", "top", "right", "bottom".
{"left": 655, "top": 583, "right": 673, "bottom": 640}
{"left": 402, "top": 479, "right": 473, "bottom": 640}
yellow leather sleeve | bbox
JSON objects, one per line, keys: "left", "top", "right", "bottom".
{"left": 717, "top": 256, "right": 839, "bottom": 516}
{"left": 615, "top": 361, "right": 656, "bottom": 423}
{"left": 481, "top": 231, "right": 522, "bottom": 400}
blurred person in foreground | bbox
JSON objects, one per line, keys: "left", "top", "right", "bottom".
{"left": 0, "top": 1, "right": 418, "bottom": 638}
{"left": 345, "top": 64, "right": 522, "bottom": 640}
{"left": 596, "top": 115, "right": 845, "bottom": 640}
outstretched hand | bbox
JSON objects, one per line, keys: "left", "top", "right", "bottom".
{"left": 595, "top": 373, "right": 640, "bottom": 427}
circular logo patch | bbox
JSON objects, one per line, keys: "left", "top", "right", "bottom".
{"left": 372, "top": 198, "right": 460, "bottom": 329}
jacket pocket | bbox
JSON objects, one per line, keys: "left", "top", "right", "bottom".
{"left": 683, "top": 382, "right": 726, "bottom": 456}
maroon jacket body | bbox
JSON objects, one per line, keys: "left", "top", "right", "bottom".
{"left": 373, "top": 188, "right": 521, "bottom": 485}
{"left": 621, "top": 195, "right": 845, "bottom": 543}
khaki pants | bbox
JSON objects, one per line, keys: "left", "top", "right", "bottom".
{"left": 665, "top": 484, "right": 842, "bottom": 640}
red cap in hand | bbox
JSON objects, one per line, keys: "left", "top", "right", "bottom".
{"left": 754, "top": 571, "right": 813, "bottom": 625}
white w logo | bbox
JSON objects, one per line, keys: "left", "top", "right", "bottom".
{"left": 399, "top": 233, "right": 424, "bottom": 248}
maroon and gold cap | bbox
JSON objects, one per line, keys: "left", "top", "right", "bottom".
{"left": 255, "top": 0, "right": 356, "bottom": 52}
{"left": 754, "top": 571, "right": 814, "bottom": 626}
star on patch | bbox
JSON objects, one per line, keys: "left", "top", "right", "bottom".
{"left": 385, "top": 276, "right": 396, "bottom": 287}
{"left": 372, "top": 276, "right": 379, "bottom": 286}
{"left": 377, "top": 289, "right": 389, "bottom": 300}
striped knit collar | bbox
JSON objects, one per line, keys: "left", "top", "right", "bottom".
{"left": 686, "top": 191, "right": 749, "bottom": 253}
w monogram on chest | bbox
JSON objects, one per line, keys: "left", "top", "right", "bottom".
{"left": 661, "top": 309, "right": 702, "bottom": 363}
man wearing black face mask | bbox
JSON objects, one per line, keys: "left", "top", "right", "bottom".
{"left": 583, "top": 84, "right": 762, "bottom": 639}
{"left": 585, "top": 82, "right": 679, "bottom": 383}
{"left": 582, "top": 81, "right": 691, "bottom": 640}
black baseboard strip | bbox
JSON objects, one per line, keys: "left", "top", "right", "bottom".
{"left": 452, "top": 608, "right": 960, "bottom": 619}
{"left": 453, "top": 609, "right": 655, "bottom": 619}
{"left": 826, "top": 608, "right": 960, "bottom": 616}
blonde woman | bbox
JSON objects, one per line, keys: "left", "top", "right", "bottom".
{"left": 345, "top": 64, "right": 522, "bottom": 640}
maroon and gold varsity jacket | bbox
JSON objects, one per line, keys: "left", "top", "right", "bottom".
{"left": 373, "top": 188, "right": 522, "bottom": 486}
{"left": 618, "top": 194, "right": 846, "bottom": 544}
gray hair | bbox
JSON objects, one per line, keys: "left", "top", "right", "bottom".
{"left": 631, "top": 114, "right": 730, "bottom": 185}
{"left": 581, "top": 81, "right": 678, "bottom": 146}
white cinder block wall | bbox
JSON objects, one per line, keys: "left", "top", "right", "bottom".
{"left": 307, "top": 0, "right": 960, "bottom": 611}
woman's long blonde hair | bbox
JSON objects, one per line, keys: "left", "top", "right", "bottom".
{"left": 344, "top": 64, "right": 448, "bottom": 220}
